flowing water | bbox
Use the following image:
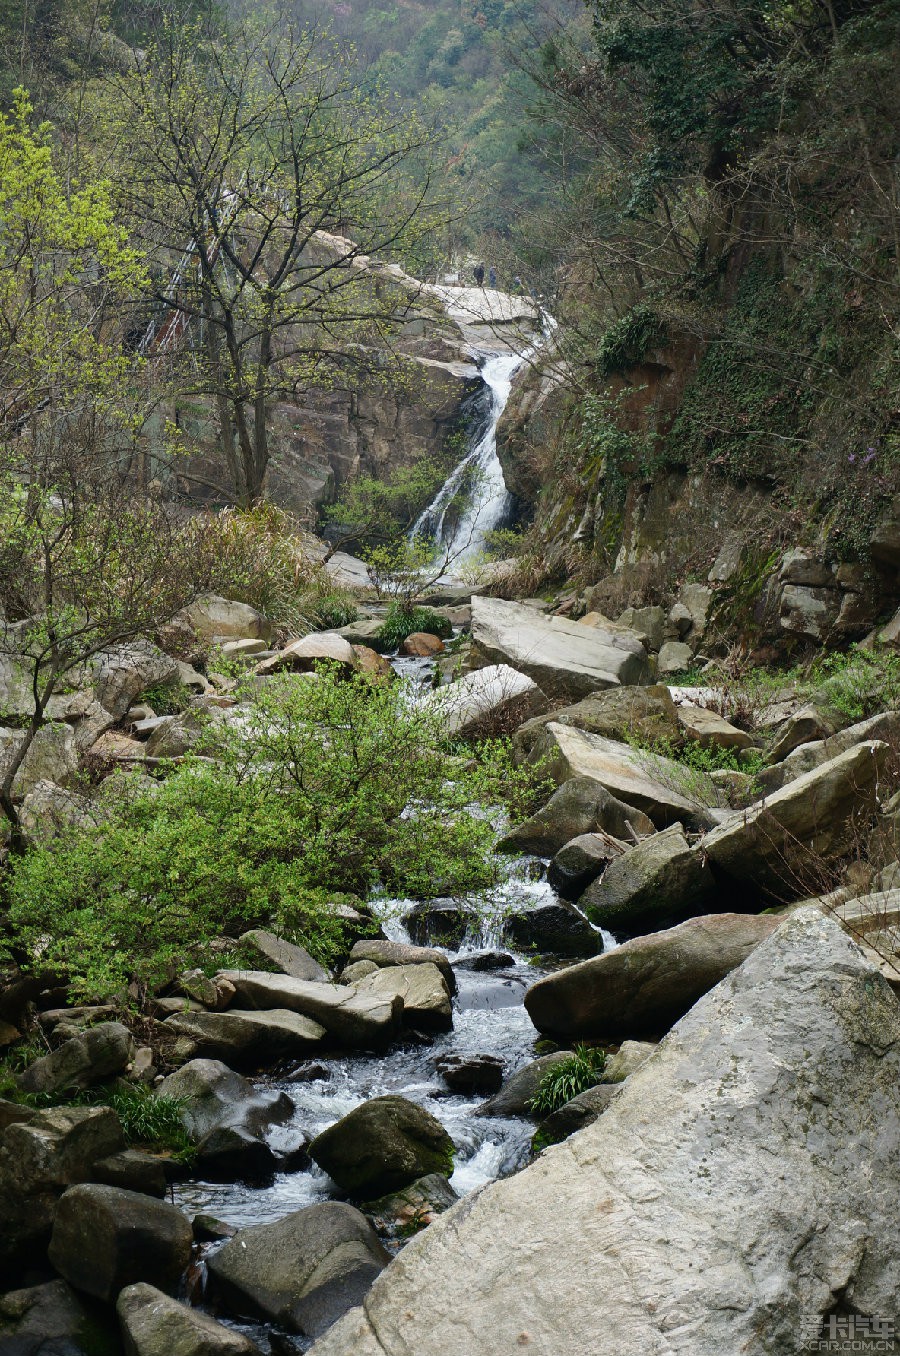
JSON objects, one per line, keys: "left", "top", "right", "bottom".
{"left": 409, "top": 350, "right": 524, "bottom": 575}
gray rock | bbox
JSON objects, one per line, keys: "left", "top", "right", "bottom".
{"left": 0, "top": 1279, "right": 117, "bottom": 1356}
{"left": 703, "top": 740, "right": 888, "bottom": 896}
{"left": 534, "top": 1082, "right": 619, "bottom": 1144}
{"left": 181, "top": 595, "right": 273, "bottom": 644}
{"left": 451, "top": 951, "right": 514, "bottom": 972}
{"left": 309, "top": 1096, "right": 455, "bottom": 1196}
{"left": 435, "top": 1053, "right": 504, "bottom": 1095}
{"left": 656, "top": 640, "right": 694, "bottom": 675}
{"left": 547, "top": 830, "right": 628, "bottom": 900}
{"left": 48, "top": 1183, "right": 193, "bottom": 1302}
{"left": 118, "top": 1282, "right": 262, "bottom": 1356}
{"left": 239, "top": 929, "right": 329, "bottom": 982}
{"left": 0, "top": 722, "right": 79, "bottom": 797}
{"left": 363, "top": 1174, "right": 459, "bottom": 1240}
{"left": 579, "top": 824, "right": 716, "bottom": 935}
{"left": 423, "top": 664, "right": 549, "bottom": 739}
{"left": 19, "top": 779, "right": 94, "bottom": 845}
{"left": 339, "top": 960, "right": 379, "bottom": 983}
{"left": 155, "top": 1059, "right": 293, "bottom": 1175}
{"left": 526, "top": 724, "right": 712, "bottom": 829}
{"left": 308, "top": 910, "right": 900, "bottom": 1356}
{"left": 404, "top": 899, "right": 477, "bottom": 949}
{"left": 348, "top": 940, "right": 457, "bottom": 995}
{"left": 675, "top": 703, "right": 754, "bottom": 750}
{"left": 524, "top": 912, "right": 779, "bottom": 1040}
{"left": 163, "top": 1008, "right": 326, "bottom": 1069}
{"left": 94, "top": 640, "right": 179, "bottom": 719}
{"left": 256, "top": 633, "right": 357, "bottom": 676}
{"left": 219, "top": 972, "right": 401, "bottom": 1048}
{"left": 513, "top": 683, "right": 680, "bottom": 758}
{"left": 207, "top": 1202, "right": 390, "bottom": 1337}
{"left": 352, "top": 963, "right": 453, "bottom": 1033}
{"left": 92, "top": 1149, "right": 167, "bottom": 1198}
{"left": 470, "top": 596, "right": 649, "bottom": 701}
{"left": 18, "top": 1020, "right": 134, "bottom": 1095}
{"left": 476, "top": 1052, "right": 575, "bottom": 1118}
{"left": 603, "top": 1039, "right": 657, "bottom": 1082}
{"left": 497, "top": 776, "right": 654, "bottom": 856}
{"left": 502, "top": 898, "right": 600, "bottom": 957}
{"left": 769, "top": 704, "right": 837, "bottom": 761}
{"left": 779, "top": 583, "right": 839, "bottom": 639}
{"left": 615, "top": 605, "right": 666, "bottom": 650}
{"left": 757, "top": 711, "right": 900, "bottom": 793}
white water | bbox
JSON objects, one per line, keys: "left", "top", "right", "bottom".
{"left": 410, "top": 351, "right": 524, "bottom": 575}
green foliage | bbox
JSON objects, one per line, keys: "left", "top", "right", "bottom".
{"left": 528, "top": 1045, "right": 606, "bottom": 1115}
{"left": 202, "top": 506, "right": 357, "bottom": 635}
{"left": 86, "top": 1083, "right": 195, "bottom": 1161}
{"left": 378, "top": 603, "right": 453, "bottom": 649}
{"left": 3, "top": 670, "right": 506, "bottom": 1001}
{"left": 465, "top": 738, "right": 555, "bottom": 821}
{"left": 807, "top": 646, "right": 900, "bottom": 723}
{"left": 595, "top": 305, "right": 665, "bottom": 377}
{"left": 139, "top": 682, "right": 192, "bottom": 717}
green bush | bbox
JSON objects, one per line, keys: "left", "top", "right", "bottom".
{"left": 4, "top": 670, "right": 504, "bottom": 1002}
{"left": 377, "top": 602, "right": 453, "bottom": 650}
{"left": 806, "top": 647, "right": 900, "bottom": 723}
{"left": 528, "top": 1045, "right": 607, "bottom": 1116}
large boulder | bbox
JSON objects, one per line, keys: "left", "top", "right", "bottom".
{"left": 48, "top": 1183, "right": 193, "bottom": 1302}
{"left": 93, "top": 640, "right": 180, "bottom": 719}
{"left": 206, "top": 1203, "right": 390, "bottom": 1338}
{"left": 352, "top": 962, "right": 453, "bottom": 1032}
{"left": 155, "top": 1059, "right": 295, "bottom": 1176}
{"left": 0, "top": 1279, "right": 118, "bottom": 1356}
{"left": 18, "top": 1020, "right": 134, "bottom": 1096}
{"left": 118, "top": 1282, "right": 261, "bottom": 1356}
{"left": 578, "top": 824, "right": 716, "bottom": 935}
{"left": 308, "top": 1096, "right": 455, "bottom": 1196}
{"left": 470, "top": 596, "right": 649, "bottom": 701}
{"left": 524, "top": 912, "right": 780, "bottom": 1040}
{"left": 424, "top": 664, "right": 549, "bottom": 739}
{"left": 675, "top": 703, "right": 754, "bottom": 751}
{"left": 501, "top": 898, "right": 600, "bottom": 957}
{"left": 526, "top": 723, "right": 711, "bottom": 829}
{"left": 497, "top": 775, "right": 654, "bottom": 856}
{"left": 19, "top": 778, "right": 94, "bottom": 845}
{"left": 0, "top": 722, "right": 79, "bottom": 797}
{"left": 162, "top": 1008, "right": 326, "bottom": 1069}
{"left": 219, "top": 971, "right": 401, "bottom": 1047}
{"left": 0, "top": 1105, "right": 125, "bottom": 1264}
{"left": 513, "top": 683, "right": 681, "bottom": 758}
{"left": 756, "top": 711, "right": 900, "bottom": 794}
{"left": 181, "top": 595, "right": 273, "bottom": 644}
{"left": 308, "top": 910, "right": 900, "bottom": 1356}
{"left": 239, "top": 928, "right": 329, "bottom": 981}
{"left": 256, "top": 633, "right": 357, "bottom": 676}
{"left": 702, "top": 740, "right": 888, "bottom": 897}
{"left": 547, "top": 831, "right": 628, "bottom": 900}
{"left": 347, "top": 940, "right": 457, "bottom": 996}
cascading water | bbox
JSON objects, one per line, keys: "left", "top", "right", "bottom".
{"left": 410, "top": 350, "right": 524, "bottom": 576}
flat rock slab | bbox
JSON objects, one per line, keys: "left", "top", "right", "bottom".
{"left": 424, "top": 664, "right": 549, "bottom": 739}
{"left": 703, "top": 740, "right": 888, "bottom": 896}
{"left": 239, "top": 929, "right": 329, "bottom": 982}
{"left": 348, "top": 940, "right": 457, "bottom": 996}
{"left": 352, "top": 963, "right": 453, "bottom": 1032}
{"left": 470, "top": 597, "right": 649, "bottom": 701}
{"left": 308, "top": 909, "right": 900, "bottom": 1356}
{"left": 524, "top": 912, "right": 779, "bottom": 1040}
{"left": 163, "top": 1008, "right": 326, "bottom": 1068}
{"left": 530, "top": 723, "right": 707, "bottom": 828}
{"left": 513, "top": 683, "right": 681, "bottom": 758}
{"left": 219, "top": 972, "right": 401, "bottom": 1048}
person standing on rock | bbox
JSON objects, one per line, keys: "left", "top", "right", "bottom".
{"left": 488, "top": 264, "right": 497, "bottom": 288}
{"left": 473, "top": 262, "right": 485, "bottom": 286}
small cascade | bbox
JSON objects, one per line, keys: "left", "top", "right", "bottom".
{"left": 410, "top": 350, "right": 524, "bottom": 576}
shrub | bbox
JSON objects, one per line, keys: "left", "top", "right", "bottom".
{"left": 806, "top": 647, "right": 900, "bottom": 724}
{"left": 4, "top": 669, "right": 504, "bottom": 1002}
{"left": 528, "top": 1045, "right": 607, "bottom": 1116}
{"left": 377, "top": 602, "right": 453, "bottom": 649}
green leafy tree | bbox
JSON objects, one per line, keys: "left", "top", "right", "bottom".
{"left": 108, "top": 11, "right": 447, "bottom": 506}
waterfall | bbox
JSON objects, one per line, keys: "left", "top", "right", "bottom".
{"left": 410, "top": 350, "right": 524, "bottom": 577}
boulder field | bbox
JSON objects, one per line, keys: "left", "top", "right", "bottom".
{"left": 309, "top": 910, "right": 900, "bottom": 1356}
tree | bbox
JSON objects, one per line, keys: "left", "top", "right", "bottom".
{"left": 109, "top": 11, "right": 446, "bottom": 507}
